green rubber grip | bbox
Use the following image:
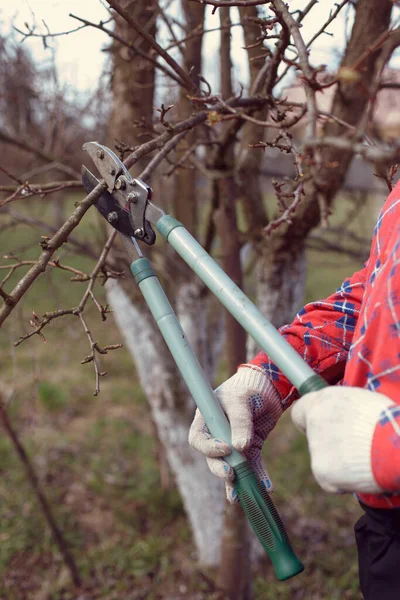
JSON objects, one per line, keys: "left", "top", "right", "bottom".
{"left": 298, "top": 374, "right": 328, "bottom": 396}
{"left": 130, "top": 257, "right": 305, "bottom": 580}
{"left": 235, "top": 462, "right": 304, "bottom": 581}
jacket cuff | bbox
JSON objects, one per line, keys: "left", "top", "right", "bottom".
{"left": 371, "top": 405, "right": 400, "bottom": 492}
{"left": 247, "top": 352, "right": 299, "bottom": 408}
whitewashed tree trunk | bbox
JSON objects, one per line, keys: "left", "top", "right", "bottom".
{"left": 247, "top": 245, "right": 306, "bottom": 359}
{"left": 106, "top": 279, "right": 225, "bottom": 566}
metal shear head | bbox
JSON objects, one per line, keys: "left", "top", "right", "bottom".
{"left": 81, "top": 141, "right": 156, "bottom": 245}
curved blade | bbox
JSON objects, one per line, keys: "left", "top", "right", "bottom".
{"left": 81, "top": 166, "right": 135, "bottom": 237}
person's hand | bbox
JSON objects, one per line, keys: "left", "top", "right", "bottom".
{"left": 291, "top": 386, "right": 395, "bottom": 494}
{"left": 188, "top": 365, "right": 283, "bottom": 503}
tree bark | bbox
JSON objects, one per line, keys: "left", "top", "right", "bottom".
{"left": 108, "top": 2, "right": 156, "bottom": 175}
{"left": 172, "top": 2, "right": 204, "bottom": 234}
{"left": 106, "top": 0, "right": 226, "bottom": 566}
{"left": 215, "top": 177, "right": 252, "bottom": 600}
{"left": 248, "top": 0, "right": 393, "bottom": 355}
{"left": 106, "top": 280, "right": 225, "bottom": 565}
{"left": 214, "top": 12, "right": 252, "bottom": 598}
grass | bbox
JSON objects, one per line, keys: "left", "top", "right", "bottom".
{"left": 0, "top": 190, "right": 379, "bottom": 598}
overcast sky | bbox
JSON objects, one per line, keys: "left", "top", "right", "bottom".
{"left": 0, "top": 1, "right": 395, "bottom": 96}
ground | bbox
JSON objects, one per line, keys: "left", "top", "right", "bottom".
{"left": 0, "top": 190, "right": 378, "bottom": 599}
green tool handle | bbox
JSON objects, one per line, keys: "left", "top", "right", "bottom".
{"left": 131, "top": 258, "right": 305, "bottom": 580}
{"left": 156, "top": 216, "right": 328, "bottom": 397}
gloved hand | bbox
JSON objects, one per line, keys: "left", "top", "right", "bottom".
{"left": 188, "top": 365, "right": 283, "bottom": 503}
{"left": 291, "top": 386, "right": 395, "bottom": 494}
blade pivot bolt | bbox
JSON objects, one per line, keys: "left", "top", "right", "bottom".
{"left": 96, "top": 149, "right": 104, "bottom": 159}
{"left": 134, "top": 228, "right": 144, "bottom": 238}
{"left": 107, "top": 211, "right": 118, "bottom": 224}
{"left": 115, "top": 177, "right": 126, "bottom": 190}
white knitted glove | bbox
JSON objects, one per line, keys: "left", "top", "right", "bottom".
{"left": 291, "top": 386, "right": 395, "bottom": 494}
{"left": 188, "top": 365, "right": 283, "bottom": 503}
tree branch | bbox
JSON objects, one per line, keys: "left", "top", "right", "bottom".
{"left": 69, "top": 13, "right": 185, "bottom": 87}
{"left": 0, "top": 183, "right": 106, "bottom": 326}
{"left": 106, "top": 0, "right": 198, "bottom": 92}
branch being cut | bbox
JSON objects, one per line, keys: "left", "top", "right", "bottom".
{"left": 139, "top": 130, "right": 189, "bottom": 180}
{"left": 0, "top": 95, "right": 272, "bottom": 328}
{"left": 0, "top": 183, "right": 106, "bottom": 326}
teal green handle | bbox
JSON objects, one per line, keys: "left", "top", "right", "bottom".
{"left": 235, "top": 461, "right": 304, "bottom": 580}
{"left": 130, "top": 258, "right": 305, "bottom": 580}
{"left": 156, "top": 216, "right": 328, "bottom": 394}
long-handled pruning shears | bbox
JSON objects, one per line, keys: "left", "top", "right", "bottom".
{"left": 82, "top": 141, "right": 328, "bottom": 581}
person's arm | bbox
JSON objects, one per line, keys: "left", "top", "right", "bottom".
{"left": 359, "top": 224, "right": 400, "bottom": 495}
{"left": 248, "top": 264, "right": 367, "bottom": 407}
{"left": 189, "top": 267, "right": 367, "bottom": 501}
{"left": 292, "top": 181, "right": 400, "bottom": 497}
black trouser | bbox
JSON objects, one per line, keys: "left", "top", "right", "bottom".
{"left": 355, "top": 502, "right": 400, "bottom": 599}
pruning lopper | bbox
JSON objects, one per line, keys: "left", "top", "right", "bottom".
{"left": 82, "top": 141, "right": 328, "bottom": 581}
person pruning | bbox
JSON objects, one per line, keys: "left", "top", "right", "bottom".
{"left": 189, "top": 181, "right": 400, "bottom": 600}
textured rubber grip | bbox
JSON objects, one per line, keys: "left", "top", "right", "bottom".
{"left": 235, "top": 462, "right": 304, "bottom": 581}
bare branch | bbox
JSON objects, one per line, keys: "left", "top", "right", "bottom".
{"left": 14, "top": 21, "right": 88, "bottom": 41}
{"left": 190, "top": 0, "right": 270, "bottom": 8}
{"left": 0, "top": 180, "right": 82, "bottom": 206}
{"left": 306, "top": 0, "right": 350, "bottom": 49}
{"left": 69, "top": 13, "right": 185, "bottom": 87}
{"left": 270, "top": 0, "right": 318, "bottom": 139}
{"left": 139, "top": 131, "right": 189, "bottom": 180}
{"left": 106, "top": 0, "right": 198, "bottom": 92}
{"left": 1, "top": 208, "right": 111, "bottom": 263}
{"left": 0, "top": 183, "right": 106, "bottom": 326}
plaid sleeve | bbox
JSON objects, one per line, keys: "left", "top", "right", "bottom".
{"left": 249, "top": 265, "right": 366, "bottom": 408}
{"left": 355, "top": 194, "right": 400, "bottom": 496}
{"left": 371, "top": 406, "right": 400, "bottom": 494}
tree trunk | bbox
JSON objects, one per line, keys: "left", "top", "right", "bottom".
{"left": 212, "top": 12, "right": 253, "bottom": 597}
{"left": 215, "top": 173, "right": 252, "bottom": 599}
{"left": 106, "top": 0, "right": 225, "bottom": 566}
{"left": 247, "top": 0, "right": 393, "bottom": 355}
{"left": 106, "top": 279, "right": 225, "bottom": 565}
{"left": 109, "top": 2, "right": 156, "bottom": 175}
{"left": 247, "top": 244, "right": 306, "bottom": 357}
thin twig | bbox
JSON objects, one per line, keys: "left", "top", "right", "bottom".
{"left": 0, "top": 183, "right": 106, "bottom": 326}
{"left": 270, "top": 0, "right": 317, "bottom": 139}
{"left": 190, "top": 0, "right": 270, "bottom": 7}
{"left": 139, "top": 131, "right": 190, "bottom": 180}
{"left": 69, "top": 13, "right": 184, "bottom": 87}
{"left": 106, "top": 0, "right": 198, "bottom": 92}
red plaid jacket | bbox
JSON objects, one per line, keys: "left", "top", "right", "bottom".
{"left": 250, "top": 182, "right": 400, "bottom": 509}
